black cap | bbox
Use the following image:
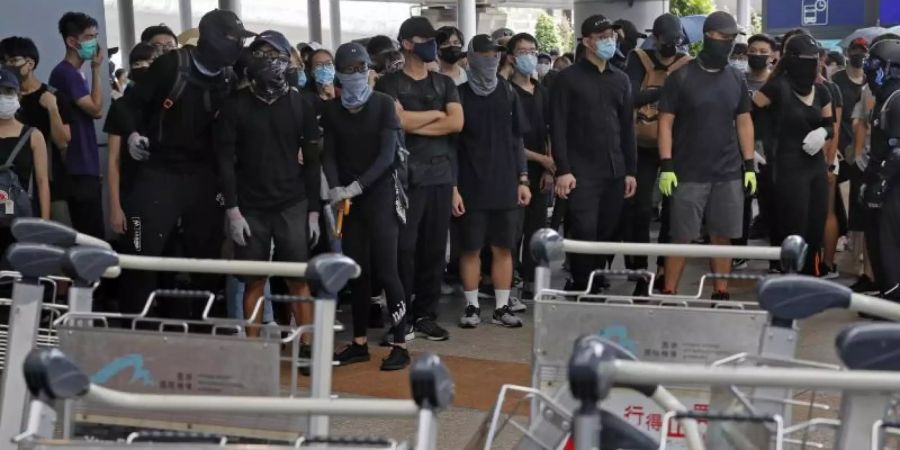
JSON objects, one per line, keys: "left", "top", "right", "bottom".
{"left": 650, "top": 13, "right": 683, "bottom": 44}
{"left": 252, "top": 30, "right": 291, "bottom": 55}
{"left": 199, "top": 9, "right": 257, "bottom": 39}
{"left": 783, "top": 33, "right": 819, "bottom": 57}
{"left": 491, "top": 28, "right": 515, "bottom": 42}
{"left": 334, "top": 42, "right": 371, "bottom": 69}
{"left": 398, "top": 16, "right": 436, "bottom": 41}
{"left": 366, "top": 35, "right": 396, "bottom": 56}
{"left": 581, "top": 14, "right": 617, "bottom": 37}
{"left": 614, "top": 19, "right": 647, "bottom": 40}
{"left": 0, "top": 68, "right": 20, "bottom": 91}
{"left": 703, "top": 11, "right": 744, "bottom": 36}
{"left": 469, "top": 34, "right": 503, "bottom": 53}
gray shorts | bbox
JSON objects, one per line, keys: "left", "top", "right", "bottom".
{"left": 670, "top": 180, "right": 744, "bottom": 242}
{"left": 235, "top": 200, "right": 310, "bottom": 279}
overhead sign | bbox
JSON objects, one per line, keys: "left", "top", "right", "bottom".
{"left": 766, "top": 0, "right": 865, "bottom": 30}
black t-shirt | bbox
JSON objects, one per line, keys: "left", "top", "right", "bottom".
{"left": 830, "top": 70, "right": 865, "bottom": 154}
{"left": 126, "top": 48, "right": 234, "bottom": 169}
{"left": 103, "top": 97, "right": 141, "bottom": 195}
{"left": 16, "top": 84, "right": 71, "bottom": 200}
{"left": 759, "top": 77, "right": 832, "bottom": 165}
{"left": 747, "top": 76, "right": 775, "bottom": 157}
{"left": 511, "top": 80, "right": 549, "bottom": 176}
{"left": 457, "top": 79, "right": 528, "bottom": 210}
{"left": 215, "top": 89, "right": 321, "bottom": 212}
{"left": 375, "top": 71, "right": 460, "bottom": 186}
{"left": 658, "top": 61, "right": 752, "bottom": 182}
{"left": 0, "top": 127, "right": 34, "bottom": 188}
{"left": 320, "top": 92, "right": 400, "bottom": 189}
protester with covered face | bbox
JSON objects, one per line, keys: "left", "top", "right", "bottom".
{"left": 120, "top": 9, "right": 255, "bottom": 317}
{"left": 436, "top": 26, "right": 467, "bottom": 86}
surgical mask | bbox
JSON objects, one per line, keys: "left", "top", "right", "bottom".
{"left": 439, "top": 46, "right": 464, "bottom": 64}
{"left": 77, "top": 38, "right": 98, "bottom": 61}
{"left": 659, "top": 43, "right": 677, "bottom": 58}
{"left": 849, "top": 54, "right": 866, "bottom": 69}
{"left": 336, "top": 71, "right": 372, "bottom": 109}
{"left": 594, "top": 37, "right": 617, "bottom": 61}
{"left": 748, "top": 54, "right": 769, "bottom": 71}
{"left": 0, "top": 95, "right": 19, "bottom": 119}
{"left": 730, "top": 58, "right": 749, "bottom": 73}
{"left": 249, "top": 56, "right": 290, "bottom": 103}
{"left": 784, "top": 56, "right": 818, "bottom": 96}
{"left": 514, "top": 54, "right": 537, "bottom": 76}
{"left": 698, "top": 37, "right": 735, "bottom": 70}
{"left": 314, "top": 64, "right": 335, "bottom": 85}
{"left": 297, "top": 69, "right": 307, "bottom": 88}
{"left": 413, "top": 40, "right": 437, "bottom": 63}
{"left": 537, "top": 62, "right": 551, "bottom": 77}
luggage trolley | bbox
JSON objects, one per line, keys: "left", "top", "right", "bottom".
{"left": 15, "top": 347, "right": 455, "bottom": 450}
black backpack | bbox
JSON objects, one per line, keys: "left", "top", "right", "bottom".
{"left": 0, "top": 127, "right": 35, "bottom": 224}
{"left": 157, "top": 48, "right": 235, "bottom": 143}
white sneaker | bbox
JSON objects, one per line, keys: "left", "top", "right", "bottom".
{"left": 459, "top": 305, "right": 481, "bottom": 328}
{"left": 508, "top": 296, "right": 527, "bottom": 312}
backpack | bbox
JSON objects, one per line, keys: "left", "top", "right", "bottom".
{"left": 633, "top": 50, "right": 692, "bottom": 148}
{"left": 0, "top": 127, "right": 35, "bottom": 224}
{"left": 157, "top": 48, "right": 235, "bottom": 143}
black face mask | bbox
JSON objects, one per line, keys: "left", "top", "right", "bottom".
{"left": 699, "top": 37, "right": 735, "bottom": 70}
{"left": 128, "top": 67, "right": 150, "bottom": 84}
{"left": 413, "top": 40, "right": 437, "bottom": 63}
{"left": 658, "top": 43, "right": 677, "bottom": 58}
{"left": 196, "top": 33, "right": 243, "bottom": 70}
{"left": 439, "top": 46, "right": 464, "bottom": 64}
{"left": 849, "top": 54, "right": 866, "bottom": 69}
{"left": 748, "top": 54, "right": 769, "bottom": 71}
{"left": 248, "top": 56, "right": 289, "bottom": 102}
{"left": 784, "top": 56, "right": 819, "bottom": 95}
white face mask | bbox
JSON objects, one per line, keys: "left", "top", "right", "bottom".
{"left": 0, "top": 95, "right": 19, "bottom": 119}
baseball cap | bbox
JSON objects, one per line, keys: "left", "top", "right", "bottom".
{"left": 614, "top": 19, "right": 647, "bottom": 40}
{"left": 469, "top": 34, "right": 503, "bottom": 53}
{"left": 199, "top": 9, "right": 257, "bottom": 39}
{"left": 398, "top": 16, "right": 436, "bottom": 41}
{"left": 581, "top": 14, "right": 618, "bottom": 37}
{"left": 650, "top": 13, "right": 683, "bottom": 44}
{"left": 334, "top": 42, "right": 371, "bottom": 69}
{"left": 849, "top": 37, "right": 869, "bottom": 53}
{"left": 703, "top": 11, "right": 744, "bottom": 36}
{"left": 0, "top": 68, "right": 20, "bottom": 91}
{"left": 783, "top": 33, "right": 819, "bottom": 57}
{"left": 253, "top": 30, "right": 291, "bottom": 55}
{"left": 491, "top": 28, "right": 515, "bottom": 42}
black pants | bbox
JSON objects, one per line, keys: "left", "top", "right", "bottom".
{"left": 344, "top": 179, "right": 406, "bottom": 341}
{"left": 617, "top": 148, "right": 658, "bottom": 270}
{"left": 566, "top": 177, "right": 625, "bottom": 288}
{"left": 868, "top": 187, "right": 900, "bottom": 300}
{"left": 119, "top": 165, "right": 224, "bottom": 317}
{"left": 398, "top": 184, "right": 451, "bottom": 321}
{"left": 67, "top": 175, "right": 105, "bottom": 239}
{"left": 518, "top": 169, "right": 550, "bottom": 281}
{"left": 772, "top": 161, "right": 828, "bottom": 275}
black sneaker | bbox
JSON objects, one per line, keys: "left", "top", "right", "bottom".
{"left": 299, "top": 344, "right": 312, "bottom": 359}
{"left": 819, "top": 263, "right": 839, "bottom": 280}
{"left": 380, "top": 346, "right": 410, "bottom": 371}
{"left": 653, "top": 274, "right": 666, "bottom": 293}
{"left": 732, "top": 259, "right": 749, "bottom": 270}
{"left": 711, "top": 291, "right": 731, "bottom": 301}
{"left": 850, "top": 275, "right": 880, "bottom": 295}
{"left": 334, "top": 342, "right": 370, "bottom": 366}
{"left": 380, "top": 322, "right": 415, "bottom": 347}
{"left": 415, "top": 317, "right": 449, "bottom": 341}
{"left": 632, "top": 278, "right": 650, "bottom": 297}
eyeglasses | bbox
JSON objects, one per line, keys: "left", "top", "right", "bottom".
{"left": 514, "top": 49, "right": 538, "bottom": 56}
{"left": 3, "top": 57, "right": 27, "bottom": 67}
{"left": 337, "top": 65, "right": 368, "bottom": 75}
{"left": 251, "top": 49, "right": 287, "bottom": 60}
{"left": 152, "top": 42, "right": 177, "bottom": 52}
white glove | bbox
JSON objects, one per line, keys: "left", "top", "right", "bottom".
{"left": 802, "top": 127, "right": 828, "bottom": 155}
{"left": 855, "top": 152, "right": 870, "bottom": 172}
{"left": 127, "top": 132, "right": 150, "bottom": 161}
{"left": 327, "top": 181, "right": 363, "bottom": 204}
{"left": 226, "top": 207, "right": 252, "bottom": 247}
{"left": 753, "top": 150, "right": 767, "bottom": 171}
{"left": 308, "top": 211, "right": 321, "bottom": 247}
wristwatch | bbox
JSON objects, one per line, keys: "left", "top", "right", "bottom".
{"left": 518, "top": 176, "right": 530, "bottom": 187}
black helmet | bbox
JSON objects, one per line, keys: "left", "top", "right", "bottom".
{"left": 869, "top": 36, "right": 900, "bottom": 66}
{"left": 882, "top": 90, "right": 900, "bottom": 140}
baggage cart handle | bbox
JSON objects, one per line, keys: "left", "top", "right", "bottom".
{"left": 757, "top": 275, "right": 900, "bottom": 321}
{"left": 11, "top": 218, "right": 111, "bottom": 251}
{"left": 138, "top": 289, "right": 216, "bottom": 318}
{"left": 266, "top": 294, "right": 315, "bottom": 303}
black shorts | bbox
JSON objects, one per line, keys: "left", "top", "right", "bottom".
{"left": 235, "top": 200, "right": 310, "bottom": 278}
{"left": 458, "top": 208, "right": 522, "bottom": 251}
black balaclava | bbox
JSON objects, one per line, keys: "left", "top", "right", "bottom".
{"left": 196, "top": 29, "right": 243, "bottom": 71}
{"left": 698, "top": 36, "right": 735, "bottom": 70}
{"left": 782, "top": 34, "right": 820, "bottom": 96}
{"left": 248, "top": 53, "right": 289, "bottom": 103}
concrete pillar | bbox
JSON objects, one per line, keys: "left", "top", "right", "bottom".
{"left": 218, "top": 0, "right": 241, "bottom": 14}
{"left": 574, "top": 0, "right": 668, "bottom": 34}
{"left": 179, "top": 0, "right": 193, "bottom": 32}
{"left": 117, "top": 0, "right": 136, "bottom": 67}
{"left": 736, "top": 0, "right": 751, "bottom": 31}
{"left": 458, "top": 0, "right": 477, "bottom": 45}
{"left": 329, "top": 0, "right": 342, "bottom": 48}
{"left": 308, "top": 0, "right": 323, "bottom": 44}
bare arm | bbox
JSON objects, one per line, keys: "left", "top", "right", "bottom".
{"left": 736, "top": 112, "right": 755, "bottom": 160}
{"left": 107, "top": 134, "right": 122, "bottom": 211}
{"left": 42, "top": 94, "right": 70, "bottom": 152}
{"left": 826, "top": 106, "right": 840, "bottom": 165}
{"left": 76, "top": 61, "right": 105, "bottom": 118}
{"left": 752, "top": 90, "right": 772, "bottom": 108}
{"left": 853, "top": 118, "right": 868, "bottom": 159}
{"left": 30, "top": 131, "right": 51, "bottom": 220}
{"left": 408, "top": 102, "right": 464, "bottom": 136}
{"left": 658, "top": 112, "right": 674, "bottom": 160}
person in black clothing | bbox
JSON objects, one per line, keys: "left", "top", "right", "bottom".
{"left": 611, "top": 19, "right": 646, "bottom": 70}
{"left": 0, "top": 37, "right": 72, "bottom": 224}
{"left": 619, "top": 13, "right": 688, "bottom": 295}
{"left": 455, "top": 34, "right": 532, "bottom": 329}
{"left": 323, "top": 42, "right": 409, "bottom": 371}
{"left": 140, "top": 24, "right": 178, "bottom": 54}
{"left": 120, "top": 9, "right": 256, "bottom": 317}
{"left": 507, "top": 33, "right": 554, "bottom": 298}
{"left": 551, "top": 15, "right": 637, "bottom": 291}
{"left": 753, "top": 31, "right": 834, "bottom": 275}
{"left": 375, "top": 16, "right": 463, "bottom": 341}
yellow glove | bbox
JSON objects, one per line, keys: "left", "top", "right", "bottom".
{"left": 658, "top": 159, "right": 677, "bottom": 197}
{"left": 743, "top": 159, "right": 757, "bottom": 196}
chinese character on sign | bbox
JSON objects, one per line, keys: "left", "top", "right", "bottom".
{"left": 693, "top": 403, "right": 709, "bottom": 424}
{"left": 667, "top": 417, "right": 685, "bottom": 438}
{"left": 624, "top": 405, "right": 645, "bottom": 425}
{"left": 647, "top": 413, "right": 663, "bottom": 431}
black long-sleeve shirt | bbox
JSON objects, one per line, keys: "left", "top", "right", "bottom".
{"left": 215, "top": 89, "right": 321, "bottom": 212}
{"left": 550, "top": 58, "right": 636, "bottom": 179}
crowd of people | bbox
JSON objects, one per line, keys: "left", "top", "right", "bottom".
{"left": 0, "top": 7, "right": 898, "bottom": 371}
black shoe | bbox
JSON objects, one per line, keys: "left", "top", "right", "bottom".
{"left": 414, "top": 317, "right": 449, "bottom": 341}
{"left": 850, "top": 275, "right": 880, "bottom": 295}
{"left": 632, "top": 278, "right": 650, "bottom": 297}
{"left": 334, "top": 342, "right": 370, "bottom": 366}
{"left": 380, "top": 322, "right": 415, "bottom": 347}
{"left": 653, "top": 274, "right": 666, "bottom": 293}
{"left": 711, "top": 291, "right": 731, "bottom": 301}
{"left": 732, "top": 258, "right": 749, "bottom": 270}
{"left": 380, "top": 346, "right": 410, "bottom": 371}
{"left": 299, "top": 344, "right": 312, "bottom": 359}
